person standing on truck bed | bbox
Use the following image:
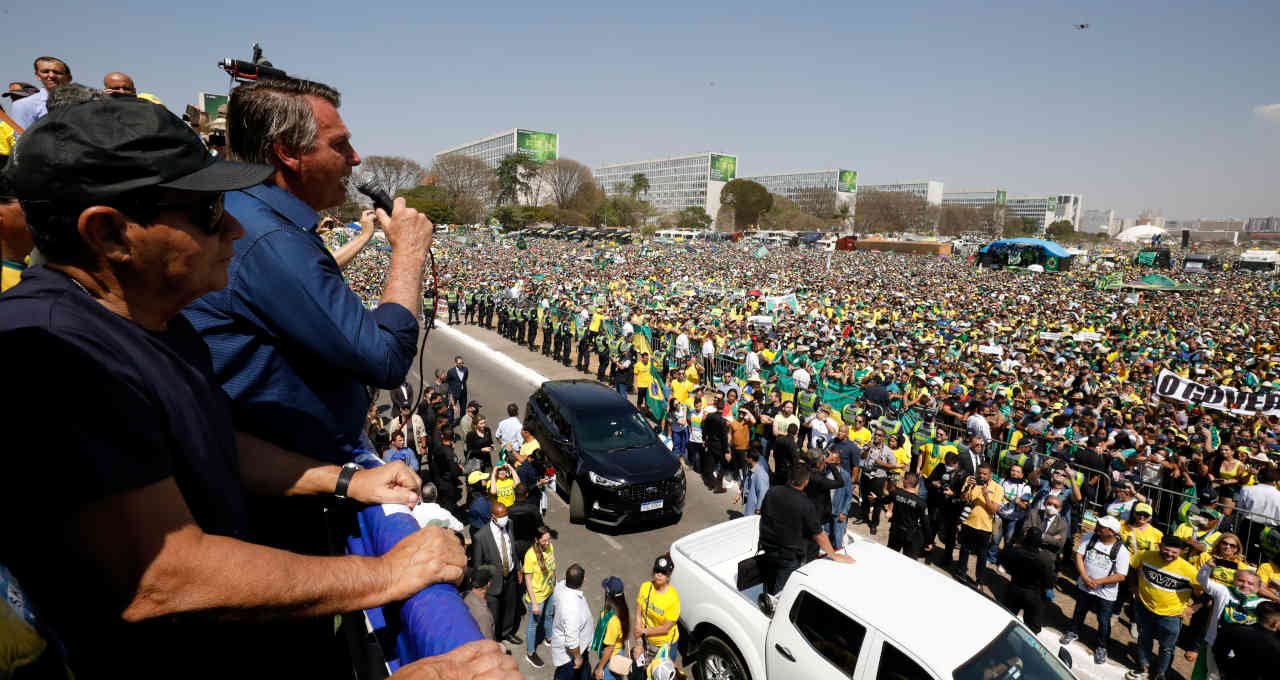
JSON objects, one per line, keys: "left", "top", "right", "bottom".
{"left": 758, "top": 462, "right": 855, "bottom": 597}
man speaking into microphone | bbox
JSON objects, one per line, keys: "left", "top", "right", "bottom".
{"left": 183, "top": 77, "right": 434, "bottom": 672}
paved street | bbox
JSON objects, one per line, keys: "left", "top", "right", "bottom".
{"left": 396, "top": 320, "right": 1191, "bottom": 680}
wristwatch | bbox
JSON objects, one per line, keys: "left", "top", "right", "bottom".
{"left": 335, "top": 462, "right": 359, "bottom": 500}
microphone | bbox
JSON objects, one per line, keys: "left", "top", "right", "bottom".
{"left": 218, "top": 58, "right": 288, "bottom": 82}
{"left": 356, "top": 182, "right": 395, "bottom": 216}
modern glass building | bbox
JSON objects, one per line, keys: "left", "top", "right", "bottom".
{"left": 434, "top": 128, "right": 559, "bottom": 170}
{"left": 857, "top": 181, "right": 945, "bottom": 205}
{"left": 593, "top": 152, "right": 737, "bottom": 227}
{"left": 744, "top": 169, "right": 858, "bottom": 223}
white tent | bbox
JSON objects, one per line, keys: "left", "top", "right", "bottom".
{"left": 1115, "top": 224, "right": 1168, "bottom": 243}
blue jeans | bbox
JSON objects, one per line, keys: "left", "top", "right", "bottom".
{"left": 988, "top": 516, "right": 1022, "bottom": 563}
{"left": 615, "top": 382, "right": 629, "bottom": 397}
{"left": 671, "top": 428, "right": 688, "bottom": 459}
{"left": 1135, "top": 601, "right": 1181, "bottom": 677}
{"left": 1069, "top": 589, "right": 1115, "bottom": 647}
{"left": 827, "top": 515, "right": 848, "bottom": 549}
{"left": 526, "top": 595, "right": 555, "bottom": 655}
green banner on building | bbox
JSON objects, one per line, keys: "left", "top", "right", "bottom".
{"left": 838, "top": 169, "right": 858, "bottom": 193}
{"left": 200, "top": 92, "right": 228, "bottom": 119}
{"left": 995, "top": 190, "right": 1007, "bottom": 205}
{"left": 709, "top": 154, "right": 737, "bottom": 182}
{"left": 516, "top": 130, "right": 558, "bottom": 163}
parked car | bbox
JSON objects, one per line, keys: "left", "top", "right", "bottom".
{"left": 670, "top": 516, "right": 1126, "bottom": 680}
{"left": 525, "top": 380, "right": 685, "bottom": 526}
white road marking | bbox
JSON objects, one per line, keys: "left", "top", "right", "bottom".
{"left": 433, "top": 322, "right": 623, "bottom": 552}
{"left": 431, "top": 321, "right": 550, "bottom": 388}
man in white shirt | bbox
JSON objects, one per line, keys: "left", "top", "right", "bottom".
{"left": 1060, "top": 516, "right": 1130, "bottom": 665}
{"left": 12, "top": 56, "right": 72, "bottom": 129}
{"left": 407, "top": 482, "right": 465, "bottom": 533}
{"left": 1237, "top": 467, "right": 1280, "bottom": 528}
{"left": 495, "top": 403, "right": 525, "bottom": 458}
{"left": 550, "top": 564, "right": 593, "bottom": 680}
{"left": 744, "top": 346, "right": 761, "bottom": 376}
{"left": 965, "top": 402, "right": 992, "bottom": 443}
{"left": 675, "top": 331, "right": 690, "bottom": 359}
{"left": 388, "top": 403, "right": 428, "bottom": 453}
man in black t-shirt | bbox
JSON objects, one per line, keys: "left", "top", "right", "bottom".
{"left": 0, "top": 98, "right": 509, "bottom": 680}
{"left": 885, "top": 473, "right": 931, "bottom": 559}
{"left": 757, "top": 463, "right": 854, "bottom": 595}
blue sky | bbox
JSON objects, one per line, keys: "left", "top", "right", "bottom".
{"left": 5, "top": 0, "right": 1277, "bottom": 219}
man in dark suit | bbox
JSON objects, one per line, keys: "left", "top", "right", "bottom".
{"left": 446, "top": 355, "right": 469, "bottom": 423}
{"left": 471, "top": 498, "right": 523, "bottom": 643}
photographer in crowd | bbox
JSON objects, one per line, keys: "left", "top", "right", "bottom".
{"left": 0, "top": 97, "right": 514, "bottom": 680}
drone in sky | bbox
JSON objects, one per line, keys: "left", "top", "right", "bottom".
{"left": 1074, "top": 23, "right": 1090, "bottom": 30}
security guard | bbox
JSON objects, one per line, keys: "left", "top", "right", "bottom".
{"left": 577, "top": 315, "right": 592, "bottom": 373}
{"left": 542, "top": 307, "right": 555, "bottom": 357}
{"left": 446, "top": 286, "right": 460, "bottom": 325}
{"left": 526, "top": 305, "right": 539, "bottom": 350}
{"left": 595, "top": 330, "right": 612, "bottom": 381}
{"left": 465, "top": 288, "right": 478, "bottom": 324}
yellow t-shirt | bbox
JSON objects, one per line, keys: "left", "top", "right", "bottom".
{"left": 891, "top": 444, "right": 911, "bottom": 470}
{"left": 1173, "top": 523, "right": 1222, "bottom": 558}
{"left": 1192, "top": 552, "right": 1252, "bottom": 588}
{"left": 963, "top": 480, "right": 1003, "bottom": 532}
{"left": 518, "top": 439, "right": 540, "bottom": 463}
{"left": 671, "top": 379, "right": 692, "bottom": 406}
{"left": 2, "top": 259, "right": 26, "bottom": 292}
{"left": 494, "top": 477, "right": 515, "bottom": 506}
{"left": 1121, "top": 522, "right": 1164, "bottom": 555}
{"left": 1257, "top": 559, "right": 1280, "bottom": 592}
{"left": 918, "top": 442, "right": 955, "bottom": 477}
{"left": 635, "top": 360, "right": 653, "bottom": 389}
{"left": 637, "top": 581, "right": 680, "bottom": 646}
{"left": 522, "top": 544, "right": 556, "bottom": 603}
{"left": 1130, "top": 550, "right": 1199, "bottom": 616}
{"left": 850, "top": 427, "right": 872, "bottom": 447}
{"left": 602, "top": 611, "right": 623, "bottom": 648}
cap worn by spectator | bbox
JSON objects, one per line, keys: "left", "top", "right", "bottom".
{"left": 653, "top": 554, "right": 674, "bottom": 575}
{"left": 5, "top": 96, "right": 268, "bottom": 208}
{"left": 467, "top": 470, "right": 490, "bottom": 486}
{"left": 1097, "top": 516, "right": 1122, "bottom": 533}
{"left": 601, "top": 576, "right": 624, "bottom": 598}
{"left": 1133, "top": 502, "right": 1154, "bottom": 515}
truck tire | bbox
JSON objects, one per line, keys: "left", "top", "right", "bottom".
{"left": 569, "top": 482, "right": 586, "bottom": 524}
{"left": 695, "top": 634, "right": 749, "bottom": 680}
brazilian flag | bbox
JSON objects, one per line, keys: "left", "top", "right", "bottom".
{"left": 517, "top": 235, "right": 528, "bottom": 250}
{"left": 645, "top": 366, "right": 667, "bottom": 423}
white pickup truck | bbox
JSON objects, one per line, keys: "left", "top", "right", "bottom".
{"left": 670, "top": 516, "right": 1126, "bottom": 680}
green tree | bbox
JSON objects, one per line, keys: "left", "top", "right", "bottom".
{"left": 853, "top": 189, "right": 937, "bottom": 235}
{"left": 719, "top": 179, "right": 773, "bottom": 229}
{"left": 674, "top": 206, "right": 712, "bottom": 230}
{"left": 1046, "top": 220, "right": 1075, "bottom": 239}
{"left": 759, "top": 194, "right": 826, "bottom": 231}
{"left": 494, "top": 153, "right": 535, "bottom": 206}
{"left": 630, "top": 173, "right": 650, "bottom": 200}
{"left": 1005, "top": 217, "right": 1037, "bottom": 236}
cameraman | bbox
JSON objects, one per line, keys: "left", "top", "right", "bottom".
{"left": 182, "top": 78, "right": 434, "bottom": 670}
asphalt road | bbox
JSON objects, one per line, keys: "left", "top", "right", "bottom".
{"left": 399, "top": 322, "right": 741, "bottom": 679}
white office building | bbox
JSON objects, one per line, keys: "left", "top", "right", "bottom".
{"left": 1005, "top": 195, "right": 1084, "bottom": 233}
{"left": 434, "top": 128, "right": 559, "bottom": 170}
{"left": 858, "top": 180, "right": 944, "bottom": 205}
{"left": 942, "top": 189, "right": 1008, "bottom": 210}
{"left": 593, "top": 152, "right": 737, "bottom": 227}
{"left": 744, "top": 169, "right": 858, "bottom": 226}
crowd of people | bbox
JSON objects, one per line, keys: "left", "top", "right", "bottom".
{"left": 323, "top": 225, "right": 1280, "bottom": 679}
{"left": 4, "top": 49, "right": 1280, "bottom": 680}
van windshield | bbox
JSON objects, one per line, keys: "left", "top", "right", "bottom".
{"left": 574, "top": 409, "right": 659, "bottom": 453}
{"left": 953, "top": 622, "right": 1073, "bottom": 680}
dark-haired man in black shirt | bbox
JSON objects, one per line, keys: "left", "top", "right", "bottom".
{"left": 885, "top": 472, "right": 931, "bottom": 559}
{"left": 757, "top": 463, "right": 854, "bottom": 595}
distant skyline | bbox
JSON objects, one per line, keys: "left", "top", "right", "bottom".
{"left": 5, "top": 0, "right": 1277, "bottom": 218}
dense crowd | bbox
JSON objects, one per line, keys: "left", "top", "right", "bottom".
{"left": 330, "top": 226, "right": 1280, "bottom": 679}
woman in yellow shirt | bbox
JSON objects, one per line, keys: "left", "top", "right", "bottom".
{"left": 522, "top": 526, "right": 557, "bottom": 660}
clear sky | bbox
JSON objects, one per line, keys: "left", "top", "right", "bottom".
{"left": 5, "top": 0, "right": 1277, "bottom": 219}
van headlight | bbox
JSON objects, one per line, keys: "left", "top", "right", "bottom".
{"left": 588, "top": 471, "right": 626, "bottom": 487}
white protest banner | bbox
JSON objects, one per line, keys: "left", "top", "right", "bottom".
{"left": 979, "top": 345, "right": 1005, "bottom": 356}
{"left": 1074, "top": 332, "right": 1102, "bottom": 342}
{"left": 1039, "top": 332, "right": 1063, "bottom": 341}
{"left": 1151, "top": 369, "right": 1280, "bottom": 417}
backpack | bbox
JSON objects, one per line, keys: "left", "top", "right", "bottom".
{"left": 1085, "top": 533, "right": 1122, "bottom": 575}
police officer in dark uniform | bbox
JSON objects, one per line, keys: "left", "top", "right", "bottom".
{"left": 482, "top": 289, "right": 494, "bottom": 328}
{"left": 595, "top": 330, "right": 611, "bottom": 381}
{"left": 541, "top": 309, "right": 555, "bottom": 357}
{"left": 883, "top": 472, "right": 932, "bottom": 560}
{"left": 465, "top": 288, "right": 477, "bottom": 324}
{"left": 576, "top": 315, "right": 592, "bottom": 373}
{"left": 526, "top": 305, "right": 539, "bottom": 350}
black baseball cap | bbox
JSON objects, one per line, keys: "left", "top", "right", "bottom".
{"left": 3, "top": 95, "right": 271, "bottom": 207}
{"left": 653, "top": 554, "right": 674, "bottom": 575}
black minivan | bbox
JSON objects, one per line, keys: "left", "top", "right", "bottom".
{"left": 525, "top": 380, "right": 685, "bottom": 526}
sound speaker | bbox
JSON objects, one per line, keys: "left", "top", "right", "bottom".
{"left": 1181, "top": 229, "right": 1190, "bottom": 248}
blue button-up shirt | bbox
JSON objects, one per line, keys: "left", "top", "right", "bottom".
{"left": 184, "top": 183, "right": 419, "bottom": 463}
{"left": 11, "top": 88, "right": 48, "bottom": 130}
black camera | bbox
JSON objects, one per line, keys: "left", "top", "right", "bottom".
{"left": 208, "top": 130, "right": 226, "bottom": 148}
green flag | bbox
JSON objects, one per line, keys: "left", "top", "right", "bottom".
{"left": 1137, "top": 250, "right": 1156, "bottom": 266}
{"left": 517, "top": 235, "right": 528, "bottom": 250}
{"left": 752, "top": 245, "right": 769, "bottom": 259}
{"left": 645, "top": 366, "right": 667, "bottom": 423}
